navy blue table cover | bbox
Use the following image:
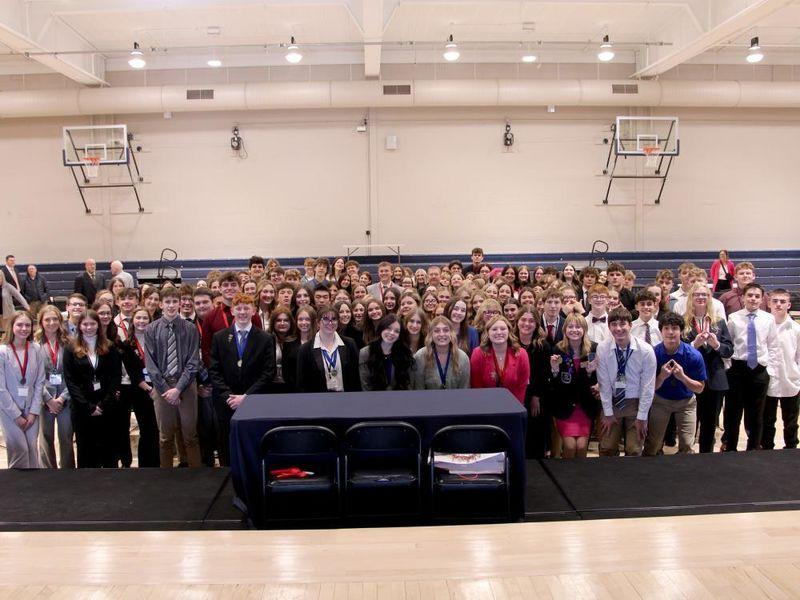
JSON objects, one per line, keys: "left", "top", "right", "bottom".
{"left": 230, "top": 388, "right": 527, "bottom": 525}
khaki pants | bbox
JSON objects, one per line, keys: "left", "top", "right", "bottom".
{"left": 598, "top": 398, "right": 643, "bottom": 457}
{"left": 644, "top": 394, "right": 696, "bottom": 456}
{"left": 152, "top": 381, "right": 201, "bottom": 467}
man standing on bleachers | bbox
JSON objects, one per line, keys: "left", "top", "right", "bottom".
{"left": 1, "top": 255, "right": 20, "bottom": 291}
{"left": 73, "top": 258, "right": 105, "bottom": 305}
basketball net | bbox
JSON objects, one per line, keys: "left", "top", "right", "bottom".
{"left": 82, "top": 156, "right": 101, "bottom": 179}
{"left": 643, "top": 146, "right": 659, "bottom": 169}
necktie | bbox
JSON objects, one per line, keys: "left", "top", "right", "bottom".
{"left": 746, "top": 313, "right": 758, "bottom": 369}
{"left": 644, "top": 324, "right": 652, "bottom": 345}
{"left": 613, "top": 347, "right": 629, "bottom": 411}
{"left": 166, "top": 322, "right": 178, "bottom": 376}
{"left": 547, "top": 324, "right": 554, "bottom": 340}
{"left": 592, "top": 316, "right": 606, "bottom": 323}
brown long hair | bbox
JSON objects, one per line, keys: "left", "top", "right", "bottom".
{"left": 479, "top": 315, "right": 521, "bottom": 354}
{"left": 1, "top": 310, "right": 35, "bottom": 345}
{"left": 71, "top": 310, "right": 113, "bottom": 358}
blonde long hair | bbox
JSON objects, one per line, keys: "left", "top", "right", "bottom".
{"left": 555, "top": 313, "right": 592, "bottom": 357}
{"left": 423, "top": 316, "right": 462, "bottom": 377}
{"left": 683, "top": 282, "right": 720, "bottom": 337}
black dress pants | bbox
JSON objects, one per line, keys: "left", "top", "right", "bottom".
{"left": 724, "top": 362, "right": 769, "bottom": 451}
{"left": 762, "top": 394, "right": 800, "bottom": 449}
{"left": 696, "top": 388, "right": 724, "bottom": 453}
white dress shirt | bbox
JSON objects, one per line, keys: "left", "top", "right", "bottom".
{"left": 586, "top": 312, "right": 611, "bottom": 345}
{"left": 597, "top": 336, "right": 657, "bottom": 420}
{"left": 767, "top": 318, "right": 800, "bottom": 397}
{"left": 630, "top": 318, "right": 662, "bottom": 346}
{"left": 727, "top": 309, "right": 779, "bottom": 376}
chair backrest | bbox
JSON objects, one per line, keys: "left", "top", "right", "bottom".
{"left": 430, "top": 424, "right": 511, "bottom": 455}
{"left": 260, "top": 425, "right": 338, "bottom": 457}
{"left": 344, "top": 421, "right": 421, "bottom": 453}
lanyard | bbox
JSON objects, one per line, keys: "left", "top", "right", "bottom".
{"left": 615, "top": 345, "right": 633, "bottom": 377}
{"left": 195, "top": 319, "right": 203, "bottom": 339}
{"left": 12, "top": 341, "right": 29, "bottom": 383}
{"left": 693, "top": 316, "right": 709, "bottom": 334}
{"left": 45, "top": 338, "right": 59, "bottom": 367}
{"left": 434, "top": 348, "right": 451, "bottom": 388}
{"left": 118, "top": 317, "right": 130, "bottom": 338}
{"left": 321, "top": 347, "right": 339, "bottom": 372}
{"left": 235, "top": 329, "right": 249, "bottom": 359}
{"left": 133, "top": 335, "right": 146, "bottom": 361}
{"left": 491, "top": 348, "right": 506, "bottom": 387}
{"left": 222, "top": 308, "right": 230, "bottom": 328}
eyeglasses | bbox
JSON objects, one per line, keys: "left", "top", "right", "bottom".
{"left": 321, "top": 317, "right": 339, "bottom": 325}
{"left": 484, "top": 310, "right": 500, "bottom": 316}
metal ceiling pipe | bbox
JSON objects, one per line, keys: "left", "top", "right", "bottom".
{"left": 2, "top": 79, "right": 800, "bottom": 118}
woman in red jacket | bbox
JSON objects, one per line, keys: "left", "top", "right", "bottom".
{"left": 470, "top": 315, "right": 530, "bottom": 404}
{"left": 710, "top": 249, "right": 735, "bottom": 292}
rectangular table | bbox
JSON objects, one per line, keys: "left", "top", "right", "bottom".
{"left": 230, "top": 388, "right": 527, "bottom": 526}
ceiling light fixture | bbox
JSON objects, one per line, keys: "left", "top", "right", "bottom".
{"left": 521, "top": 54, "right": 537, "bottom": 63}
{"left": 128, "top": 42, "right": 146, "bottom": 69}
{"left": 285, "top": 37, "right": 303, "bottom": 64}
{"left": 443, "top": 35, "right": 460, "bottom": 62}
{"left": 207, "top": 58, "right": 222, "bottom": 67}
{"left": 746, "top": 36, "right": 764, "bottom": 63}
{"left": 597, "top": 35, "right": 615, "bottom": 62}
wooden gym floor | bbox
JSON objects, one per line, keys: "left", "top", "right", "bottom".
{"left": 1, "top": 510, "right": 799, "bottom": 599}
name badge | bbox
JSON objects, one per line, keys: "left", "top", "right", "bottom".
{"left": 614, "top": 376, "right": 626, "bottom": 390}
{"left": 49, "top": 373, "right": 62, "bottom": 386}
{"left": 93, "top": 380, "right": 101, "bottom": 391}
{"left": 17, "top": 387, "right": 28, "bottom": 398}
{"left": 142, "top": 368, "right": 151, "bottom": 383}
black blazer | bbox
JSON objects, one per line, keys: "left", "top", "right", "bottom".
{"left": 209, "top": 325, "right": 276, "bottom": 402}
{"left": 118, "top": 340, "right": 147, "bottom": 388}
{"left": 683, "top": 318, "right": 733, "bottom": 392}
{"left": 274, "top": 338, "right": 301, "bottom": 392}
{"left": 63, "top": 344, "right": 122, "bottom": 415}
{"left": 296, "top": 336, "right": 362, "bottom": 393}
{"left": 546, "top": 342, "right": 599, "bottom": 421}
{"left": 74, "top": 271, "right": 105, "bottom": 305}
{"left": 543, "top": 315, "right": 566, "bottom": 346}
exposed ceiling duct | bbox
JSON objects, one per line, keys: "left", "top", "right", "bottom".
{"left": 2, "top": 79, "right": 800, "bottom": 118}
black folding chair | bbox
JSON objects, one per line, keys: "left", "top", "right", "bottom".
{"left": 260, "top": 425, "right": 340, "bottom": 523}
{"left": 343, "top": 421, "right": 422, "bottom": 517}
{"left": 429, "top": 424, "right": 512, "bottom": 520}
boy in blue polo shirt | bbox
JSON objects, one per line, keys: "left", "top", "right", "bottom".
{"left": 644, "top": 311, "right": 707, "bottom": 455}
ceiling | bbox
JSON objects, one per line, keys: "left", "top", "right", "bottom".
{"left": 1, "top": 0, "right": 800, "bottom": 84}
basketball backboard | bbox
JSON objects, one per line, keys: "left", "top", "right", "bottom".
{"left": 615, "top": 116, "right": 679, "bottom": 156}
{"left": 62, "top": 125, "right": 129, "bottom": 166}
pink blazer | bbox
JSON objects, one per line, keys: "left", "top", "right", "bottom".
{"left": 469, "top": 346, "right": 530, "bottom": 404}
{"left": 710, "top": 259, "right": 735, "bottom": 291}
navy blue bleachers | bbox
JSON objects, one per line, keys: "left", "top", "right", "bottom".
{"left": 28, "top": 249, "right": 800, "bottom": 300}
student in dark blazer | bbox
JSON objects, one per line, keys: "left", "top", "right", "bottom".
{"left": 682, "top": 282, "right": 734, "bottom": 453}
{"left": 541, "top": 288, "right": 566, "bottom": 347}
{"left": 209, "top": 292, "right": 276, "bottom": 465}
{"left": 268, "top": 306, "right": 300, "bottom": 393}
{"left": 296, "top": 305, "right": 361, "bottom": 393}
{"left": 73, "top": 258, "right": 105, "bottom": 305}
{"left": 62, "top": 309, "right": 121, "bottom": 468}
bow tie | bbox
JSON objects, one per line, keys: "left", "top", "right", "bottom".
{"left": 592, "top": 316, "right": 607, "bottom": 323}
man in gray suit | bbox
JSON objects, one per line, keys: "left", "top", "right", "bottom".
{"left": 366, "top": 261, "right": 403, "bottom": 301}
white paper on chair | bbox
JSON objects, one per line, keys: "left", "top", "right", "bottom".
{"left": 433, "top": 452, "right": 506, "bottom": 475}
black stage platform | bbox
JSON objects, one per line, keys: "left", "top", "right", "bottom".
{"left": 2, "top": 451, "right": 799, "bottom": 530}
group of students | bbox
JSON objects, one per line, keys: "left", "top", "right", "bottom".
{"left": 0, "top": 247, "right": 797, "bottom": 469}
